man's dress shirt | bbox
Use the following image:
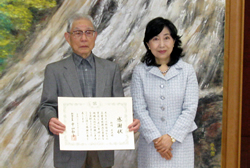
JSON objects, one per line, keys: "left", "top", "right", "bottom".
{"left": 73, "top": 53, "right": 96, "bottom": 97}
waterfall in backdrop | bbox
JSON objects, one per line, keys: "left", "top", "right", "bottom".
{"left": 0, "top": 0, "right": 225, "bottom": 167}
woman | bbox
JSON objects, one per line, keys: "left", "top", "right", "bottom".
{"left": 131, "top": 17, "right": 199, "bottom": 167}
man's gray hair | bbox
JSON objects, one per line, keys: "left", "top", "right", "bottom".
{"left": 66, "top": 13, "right": 96, "bottom": 32}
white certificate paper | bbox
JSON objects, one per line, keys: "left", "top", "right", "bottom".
{"left": 58, "top": 97, "right": 135, "bottom": 151}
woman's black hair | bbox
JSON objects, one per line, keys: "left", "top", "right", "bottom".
{"left": 141, "top": 17, "right": 184, "bottom": 66}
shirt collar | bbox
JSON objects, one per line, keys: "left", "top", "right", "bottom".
{"left": 73, "top": 52, "right": 95, "bottom": 68}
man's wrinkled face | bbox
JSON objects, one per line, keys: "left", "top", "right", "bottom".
{"left": 65, "top": 19, "right": 97, "bottom": 58}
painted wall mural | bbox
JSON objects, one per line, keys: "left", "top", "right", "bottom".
{"left": 0, "top": 0, "right": 225, "bottom": 167}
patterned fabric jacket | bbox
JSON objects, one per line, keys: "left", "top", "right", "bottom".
{"left": 131, "top": 59, "right": 199, "bottom": 168}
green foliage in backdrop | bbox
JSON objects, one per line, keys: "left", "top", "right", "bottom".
{"left": 0, "top": 0, "right": 57, "bottom": 73}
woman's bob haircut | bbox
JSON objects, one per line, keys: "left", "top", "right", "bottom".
{"left": 141, "top": 17, "right": 184, "bottom": 66}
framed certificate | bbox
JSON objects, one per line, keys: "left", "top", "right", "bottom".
{"left": 58, "top": 97, "right": 135, "bottom": 151}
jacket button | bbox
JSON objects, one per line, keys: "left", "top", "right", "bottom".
{"left": 161, "top": 107, "right": 165, "bottom": 111}
{"left": 160, "top": 96, "right": 165, "bottom": 100}
{"left": 161, "top": 117, "right": 165, "bottom": 122}
{"left": 160, "top": 84, "right": 164, "bottom": 88}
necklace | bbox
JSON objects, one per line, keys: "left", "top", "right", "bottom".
{"left": 160, "top": 67, "right": 170, "bottom": 74}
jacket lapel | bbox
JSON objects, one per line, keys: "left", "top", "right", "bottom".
{"left": 165, "top": 67, "right": 180, "bottom": 81}
{"left": 63, "top": 56, "right": 83, "bottom": 97}
{"left": 148, "top": 67, "right": 164, "bottom": 79}
{"left": 165, "top": 59, "right": 184, "bottom": 81}
{"left": 94, "top": 56, "right": 106, "bottom": 97}
{"left": 146, "top": 59, "right": 184, "bottom": 81}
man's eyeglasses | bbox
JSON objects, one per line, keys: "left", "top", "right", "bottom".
{"left": 68, "top": 30, "right": 96, "bottom": 38}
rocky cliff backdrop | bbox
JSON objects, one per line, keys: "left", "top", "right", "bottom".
{"left": 0, "top": 0, "right": 225, "bottom": 167}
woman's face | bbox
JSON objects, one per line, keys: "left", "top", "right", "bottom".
{"left": 147, "top": 27, "right": 175, "bottom": 64}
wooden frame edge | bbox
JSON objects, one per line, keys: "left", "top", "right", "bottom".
{"left": 222, "top": 0, "right": 244, "bottom": 167}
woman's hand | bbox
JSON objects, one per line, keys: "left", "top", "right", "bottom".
{"left": 154, "top": 134, "right": 173, "bottom": 150}
{"left": 154, "top": 134, "right": 173, "bottom": 160}
{"left": 158, "top": 147, "right": 173, "bottom": 160}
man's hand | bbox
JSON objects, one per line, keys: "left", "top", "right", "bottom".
{"left": 49, "top": 118, "right": 66, "bottom": 135}
{"left": 128, "top": 119, "right": 140, "bottom": 133}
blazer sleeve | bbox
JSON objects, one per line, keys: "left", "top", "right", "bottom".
{"left": 168, "top": 66, "right": 199, "bottom": 143}
{"left": 38, "top": 64, "right": 58, "bottom": 135}
{"left": 131, "top": 66, "right": 162, "bottom": 144}
{"left": 111, "top": 64, "right": 124, "bottom": 97}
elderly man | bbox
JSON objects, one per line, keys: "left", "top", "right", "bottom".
{"left": 38, "top": 14, "right": 140, "bottom": 168}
